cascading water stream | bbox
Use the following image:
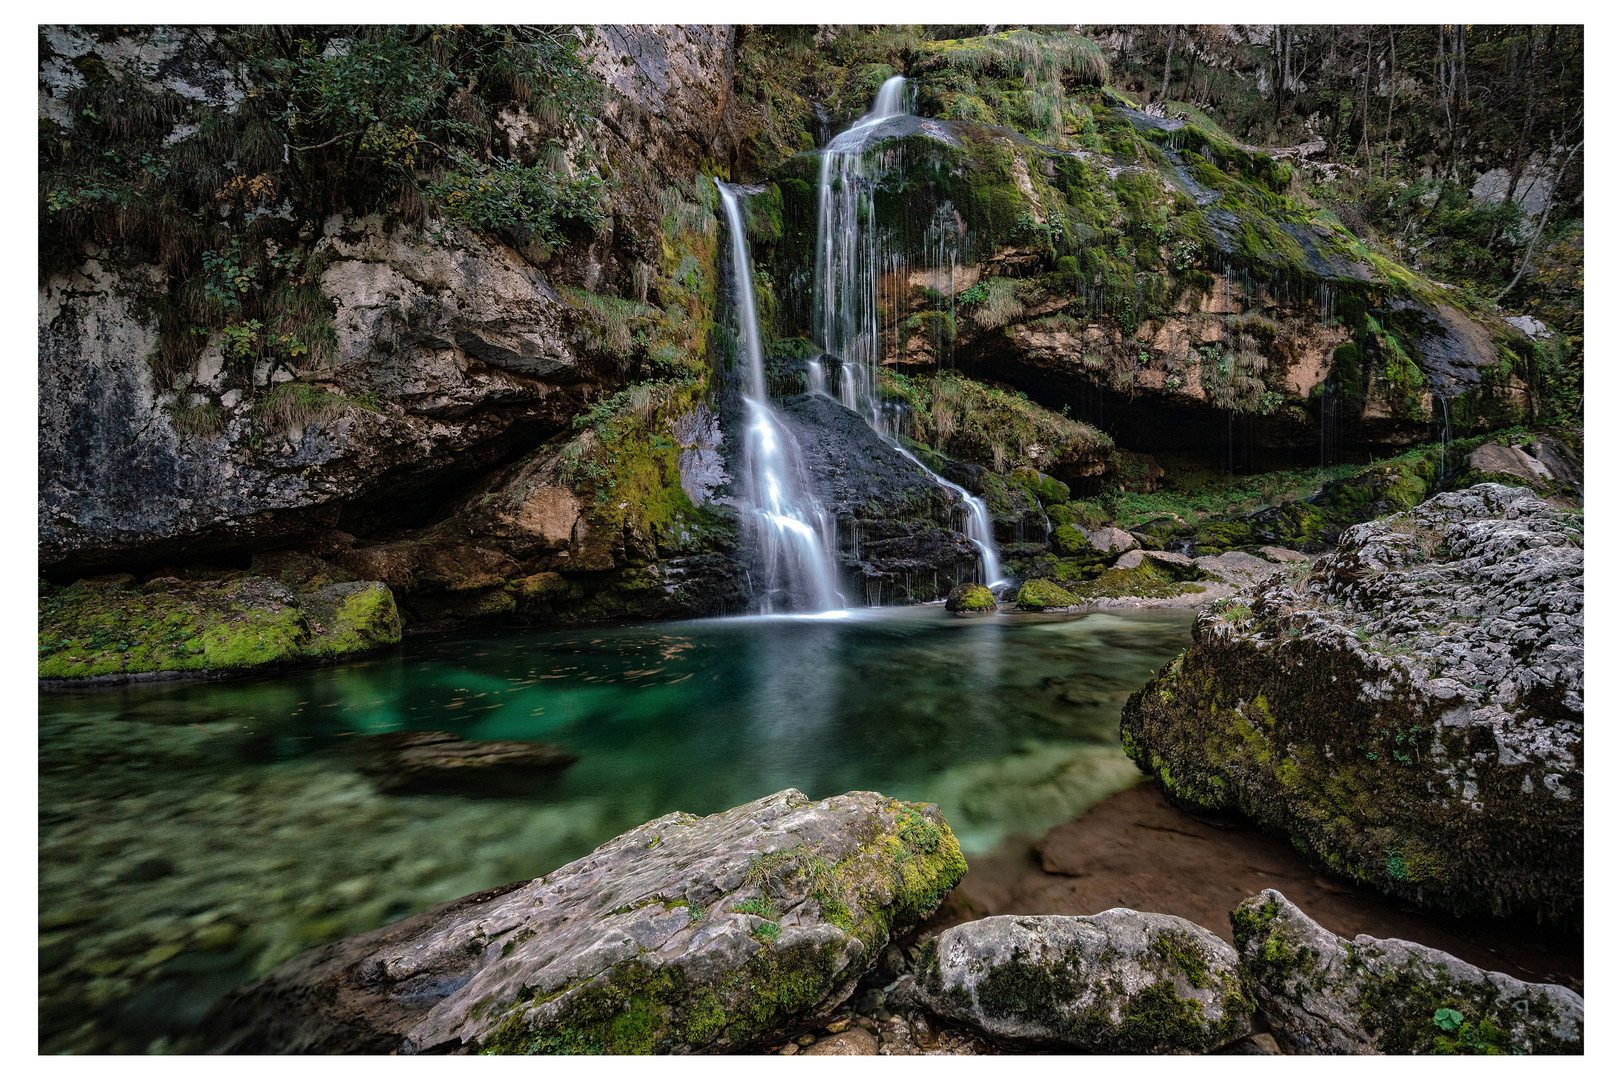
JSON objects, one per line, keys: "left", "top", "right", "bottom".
{"left": 715, "top": 179, "right": 842, "bottom": 613}
{"left": 812, "top": 76, "right": 1006, "bottom": 588}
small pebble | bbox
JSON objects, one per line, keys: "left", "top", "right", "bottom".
{"left": 796, "top": 1033, "right": 816, "bottom": 1046}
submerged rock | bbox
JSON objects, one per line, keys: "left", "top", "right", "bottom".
{"left": 908, "top": 912, "right": 1254, "bottom": 1053}
{"left": 204, "top": 789, "right": 966, "bottom": 1054}
{"left": 945, "top": 583, "right": 997, "bottom": 613}
{"left": 1231, "top": 890, "right": 1582, "bottom": 1054}
{"left": 1122, "top": 484, "right": 1583, "bottom": 925}
{"left": 348, "top": 731, "right": 577, "bottom": 797}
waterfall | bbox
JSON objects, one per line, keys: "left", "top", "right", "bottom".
{"left": 813, "top": 75, "right": 909, "bottom": 431}
{"left": 891, "top": 444, "right": 1005, "bottom": 587}
{"left": 715, "top": 179, "right": 842, "bottom": 614}
{"left": 811, "top": 76, "right": 1006, "bottom": 589}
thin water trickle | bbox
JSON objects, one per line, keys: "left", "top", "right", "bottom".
{"left": 716, "top": 179, "right": 842, "bottom": 613}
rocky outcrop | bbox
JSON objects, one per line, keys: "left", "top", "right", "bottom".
{"left": 776, "top": 393, "right": 983, "bottom": 603}
{"left": 348, "top": 731, "right": 576, "bottom": 797}
{"left": 39, "top": 25, "right": 742, "bottom": 603}
{"left": 755, "top": 83, "right": 1532, "bottom": 463}
{"left": 1461, "top": 434, "right": 1582, "bottom": 503}
{"left": 1122, "top": 484, "right": 1583, "bottom": 925}
{"left": 908, "top": 911, "right": 1254, "bottom": 1053}
{"left": 39, "top": 217, "right": 600, "bottom": 578}
{"left": 204, "top": 789, "right": 966, "bottom": 1054}
{"left": 38, "top": 564, "right": 400, "bottom": 682}
{"left": 1014, "top": 579, "right": 1080, "bottom": 611}
{"left": 1231, "top": 890, "right": 1582, "bottom": 1054}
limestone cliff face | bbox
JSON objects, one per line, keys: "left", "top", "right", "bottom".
{"left": 756, "top": 110, "right": 1530, "bottom": 462}
{"left": 39, "top": 25, "right": 743, "bottom": 623}
{"left": 41, "top": 220, "right": 594, "bottom": 575}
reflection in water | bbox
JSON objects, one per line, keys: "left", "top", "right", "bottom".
{"left": 39, "top": 605, "right": 1191, "bottom": 1053}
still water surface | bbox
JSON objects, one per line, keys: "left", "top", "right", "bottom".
{"left": 39, "top": 605, "right": 1191, "bottom": 1052}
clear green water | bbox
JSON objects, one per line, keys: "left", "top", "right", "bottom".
{"left": 39, "top": 605, "right": 1191, "bottom": 1053}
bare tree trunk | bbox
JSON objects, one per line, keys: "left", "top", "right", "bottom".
{"left": 1360, "top": 32, "right": 1374, "bottom": 173}
{"left": 1507, "top": 28, "right": 1545, "bottom": 203}
{"left": 1384, "top": 26, "right": 1398, "bottom": 180}
{"left": 1494, "top": 136, "right": 1583, "bottom": 304}
{"left": 1161, "top": 25, "right": 1176, "bottom": 102}
{"left": 1327, "top": 27, "right": 1342, "bottom": 152}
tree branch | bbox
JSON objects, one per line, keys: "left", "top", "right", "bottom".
{"left": 288, "top": 130, "right": 367, "bottom": 153}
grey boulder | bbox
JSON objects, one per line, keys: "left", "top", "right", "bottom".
{"left": 205, "top": 789, "right": 966, "bottom": 1054}
{"left": 909, "top": 911, "right": 1254, "bottom": 1053}
{"left": 1232, "top": 890, "right": 1582, "bottom": 1054}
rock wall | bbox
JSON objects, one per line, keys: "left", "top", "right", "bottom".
{"left": 39, "top": 26, "right": 747, "bottom": 627}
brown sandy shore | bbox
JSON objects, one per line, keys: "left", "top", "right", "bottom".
{"left": 916, "top": 778, "right": 1582, "bottom": 993}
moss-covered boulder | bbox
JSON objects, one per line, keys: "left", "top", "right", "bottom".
{"left": 205, "top": 789, "right": 966, "bottom": 1054}
{"left": 1050, "top": 523, "right": 1093, "bottom": 556}
{"left": 908, "top": 911, "right": 1255, "bottom": 1052}
{"left": 38, "top": 571, "right": 401, "bottom": 681}
{"left": 1007, "top": 466, "right": 1071, "bottom": 507}
{"left": 1122, "top": 485, "right": 1583, "bottom": 926}
{"left": 1231, "top": 890, "right": 1582, "bottom": 1054}
{"left": 945, "top": 583, "right": 997, "bottom": 613}
{"left": 1014, "top": 578, "right": 1080, "bottom": 611}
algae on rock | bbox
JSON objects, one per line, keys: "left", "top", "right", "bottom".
{"left": 1231, "top": 890, "right": 1582, "bottom": 1054}
{"left": 1014, "top": 578, "right": 1080, "bottom": 611}
{"left": 38, "top": 571, "right": 401, "bottom": 680}
{"left": 909, "top": 911, "right": 1255, "bottom": 1053}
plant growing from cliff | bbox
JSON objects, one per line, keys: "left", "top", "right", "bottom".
{"left": 253, "top": 381, "right": 380, "bottom": 434}
{"left": 428, "top": 155, "right": 605, "bottom": 246}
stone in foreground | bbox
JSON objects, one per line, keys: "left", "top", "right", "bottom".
{"left": 205, "top": 789, "right": 966, "bottom": 1054}
{"left": 909, "top": 912, "right": 1254, "bottom": 1053}
{"left": 1122, "top": 485, "right": 1582, "bottom": 925}
{"left": 1231, "top": 890, "right": 1582, "bottom": 1054}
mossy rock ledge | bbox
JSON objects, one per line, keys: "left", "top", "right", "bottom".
{"left": 203, "top": 789, "right": 966, "bottom": 1054}
{"left": 1121, "top": 483, "right": 1583, "bottom": 926}
{"left": 1231, "top": 890, "right": 1582, "bottom": 1054}
{"left": 906, "top": 911, "right": 1255, "bottom": 1053}
{"left": 38, "top": 573, "right": 402, "bottom": 682}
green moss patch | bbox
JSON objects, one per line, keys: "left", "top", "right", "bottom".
{"left": 39, "top": 573, "right": 401, "bottom": 680}
{"left": 1015, "top": 578, "right": 1080, "bottom": 610}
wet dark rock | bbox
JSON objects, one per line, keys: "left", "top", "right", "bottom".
{"left": 1123, "top": 484, "right": 1583, "bottom": 926}
{"left": 1231, "top": 890, "right": 1582, "bottom": 1054}
{"left": 119, "top": 857, "right": 177, "bottom": 883}
{"left": 347, "top": 731, "right": 576, "bottom": 797}
{"left": 777, "top": 394, "right": 984, "bottom": 600}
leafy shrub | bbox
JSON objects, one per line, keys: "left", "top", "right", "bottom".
{"left": 428, "top": 157, "right": 604, "bottom": 245}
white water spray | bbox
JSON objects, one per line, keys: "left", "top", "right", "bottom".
{"left": 716, "top": 179, "right": 842, "bottom": 613}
